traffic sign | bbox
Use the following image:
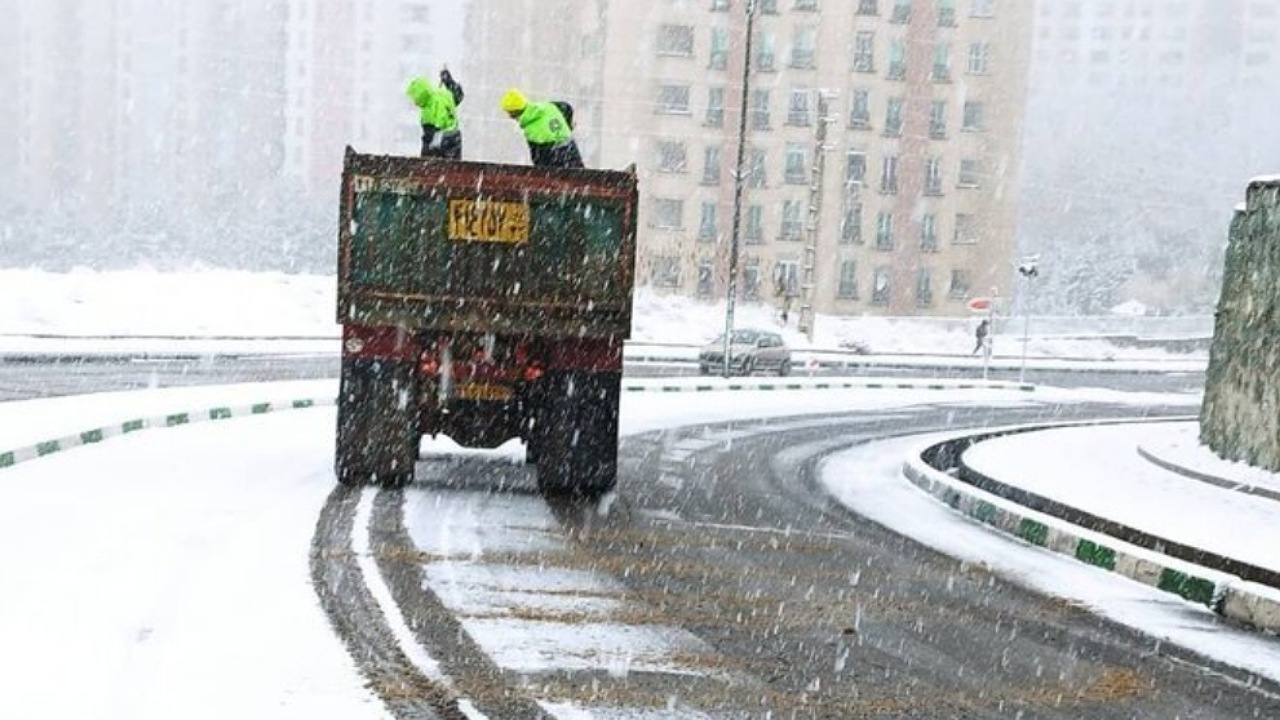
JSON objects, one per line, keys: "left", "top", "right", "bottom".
{"left": 967, "top": 296, "right": 992, "bottom": 312}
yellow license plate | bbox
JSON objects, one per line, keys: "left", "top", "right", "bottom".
{"left": 448, "top": 199, "right": 530, "bottom": 245}
{"left": 457, "top": 382, "right": 514, "bottom": 402}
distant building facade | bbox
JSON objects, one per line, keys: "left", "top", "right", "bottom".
{"left": 283, "top": 0, "right": 461, "bottom": 195}
{"left": 466, "top": 0, "right": 1034, "bottom": 317}
{"left": 4, "top": 0, "right": 287, "bottom": 216}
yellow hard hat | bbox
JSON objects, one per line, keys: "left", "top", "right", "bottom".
{"left": 500, "top": 88, "right": 528, "bottom": 114}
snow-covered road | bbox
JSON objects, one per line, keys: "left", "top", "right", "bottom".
{"left": 9, "top": 380, "right": 1278, "bottom": 719}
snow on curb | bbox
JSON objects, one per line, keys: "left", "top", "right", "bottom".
{"left": 622, "top": 377, "right": 1035, "bottom": 394}
{"left": 0, "top": 378, "right": 1029, "bottom": 474}
{"left": 0, "top": 397, "right": 336, "bottom": 471}
{"left": 901, "top": 443, "right": 1280, "bottom": 635}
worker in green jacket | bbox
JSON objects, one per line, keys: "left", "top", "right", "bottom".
{"left": 406, "top": 68, "right": 464, "bottom": 159}
{"left": 500, "top": 88, "right": 584, "bottom": 169}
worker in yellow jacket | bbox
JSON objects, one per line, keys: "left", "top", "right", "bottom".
{"left": 500, "top": 88, "right": 583, "bottom": 169}
{"left": 406, "top": 67, "right": 464, "bottom": 159}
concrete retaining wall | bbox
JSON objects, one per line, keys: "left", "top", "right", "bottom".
{"left": 1202, "top": 178, "right": 1280, "bottom": 471}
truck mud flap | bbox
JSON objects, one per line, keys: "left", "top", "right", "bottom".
{"left": 336, "top": 358, "right": 419, "bottom": 487}
{"left": 534, "top": 371, "right": 620, "bottom": 498}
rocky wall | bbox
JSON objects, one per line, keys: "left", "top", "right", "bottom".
{"left": 1201, "top": 178, "right": 1280, "bottom": 470}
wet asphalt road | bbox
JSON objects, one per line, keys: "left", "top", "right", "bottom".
{"left": 311, "top": 403, "right": 1280, "bottom": 718}
{"left": 0, "top": 353, "right": 1204, "bottom": 401}
{"left": 12, "top": 353, "right": 1267, "bottom": 718}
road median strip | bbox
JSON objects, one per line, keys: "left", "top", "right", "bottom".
{"left": 901, "top": 440, "right": 1280, "bottom": 635}
{"left": 0, "top": 397, "right": 337, "bottom": 473}
{"left": 0, "top": 378, "right": 1031, "bottom": 474}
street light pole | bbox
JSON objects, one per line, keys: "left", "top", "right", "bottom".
{"left": 1017, "top": 256, "right": 1039, "bottom": 384}
{"left": 722, "top": 0, "right": 757, "bottom": 378}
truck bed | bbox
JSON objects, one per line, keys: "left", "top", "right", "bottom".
{"left": 337, "top": 149, "right": 638, "bottom": 339}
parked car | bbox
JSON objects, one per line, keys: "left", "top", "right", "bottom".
{"left": 698, "top": 329, "right": 792, "bottom": 376}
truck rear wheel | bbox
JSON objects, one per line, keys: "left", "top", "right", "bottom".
{"left": 335, "top": 358, "right": 419, "bottom": 487}
{"left": 536, "top": 371, "right": 620, "bottom": 498}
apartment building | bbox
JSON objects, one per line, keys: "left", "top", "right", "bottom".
{"left": 1031, "top": 0, "right": 1280, "bottom": 90}
{"left": 5, "top": 0, "right": 287, "bottom": 216}
{"left": 466, "top": 0, "right": 1034, "bottom": 317}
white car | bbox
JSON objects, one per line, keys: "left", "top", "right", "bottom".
{"left": 698, "top": 329, "right": 791, "bottom": 376}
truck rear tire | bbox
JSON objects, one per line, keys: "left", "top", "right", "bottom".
{"left": 335, "top": 358, "right": 419, "bottom": 487}
{"left": 536, "top": 371, "right": 620, "bottom": 498}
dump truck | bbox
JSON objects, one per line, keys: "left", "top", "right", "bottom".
{"left": 335, "top": 148, "right": 638, "bottom": 496}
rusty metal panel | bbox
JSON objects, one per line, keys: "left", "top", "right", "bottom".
{"left": 337, "top": 149, "right": 636, "bottom": 339}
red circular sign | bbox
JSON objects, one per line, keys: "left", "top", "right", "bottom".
{"left": 967, "top": 297, "right": 992, "bottom": 312}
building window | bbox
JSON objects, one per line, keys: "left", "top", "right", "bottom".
{"left": 781, "top": 200, "right": 804, "bottom": 239}
{"left": 970, "top": 0, "right": 995, "bottom": 18}
{"left": 949, "top": 268, "right": 972, "bottom": 298}
{"left": 656, "top": 141, "right": 687, "bottom": 173}
{"left": 845, "top": 150, "right": 867, "bottom": 186}
{"left": 656, "top": 24, "right": 695, "bottom": 56}
{"left": 954, "top": 213, "right": 977, "bottom": 244}
{"left": 841, "top": 200, "right": 863, "bottom": 244}
{"left": 924, "top": 157, "right": 943, "bottom": 195}
{"left": 791, "top": 27, "right": 817, "bottom": 68}
{"left": 745, "top": 205, "right": 765, "bottom": 243}
{"left": 891, "top": 0, "right": 911, "bottom": 23}
{"left": 652, "top": 199, "right": 684, "bottom": 229}
{"left": 709, "top": 27, "right": 729, "bottom": 69}
{"left": 703, "top": 145, "right": 722, "bottom": 184}
{"left": 887, "top": 40, "right": 906, "bottom": 79}
{"left": 795, "top": 0, "right": 819, "bottom": 11}
{"left": 921, "top": 213, "right": 938, "bottom": 251}
{"left": 787, "top": 88, "right": 812, "bottom": 125}
{"left": 711, "top": 0, "right": 730, "bottom": 11}
{"left": 854, "top": 32, "right": 876, "bottom": 72}
{"left": 751, "top": 89, "right": 772, "bottom": 129}
{"left": 884, "top": 97, "right": 903, "bottom": 136}
{"left": 699, "top": 202, "right": 718, "bottom": 241}
{"left": 857, "top": 0, "right": 879, "bottom": 15}
{"left": 929, "top": 100, "right": 947, "bottom": 138}
{"left": 962, "top": 100, "right": 984, "bottom": 131}
{"left": 850, "top": 89, "right": 871, "bottom": 128}
{"left": 968, "top": 42, "right": 990, "bottom": 74}
{"left": 657, "top": 84, "right": 691, "bottom": 114}
{"left": 880, "top": 155, "right": 899, "bottom": 193}
{"left": 744, "top": 260, "right": 762, "bottom": 299}
{"left": 756, "top": 30, "right": 777, "bottom": 70}
{"left": 837, "top": 260, "right": 859, "bottom": 298}
{"left": 785, "top": 143, "right": 807, "bottom": 184}
{"left": 759, "top": 0, "right": 779, "bottom": 13}
{"left": 748, "top": 148, "right": 768, "bottom": 188}
{"left": 697, "top": 259, "right": 714, "bottom": 296}
{"left": 959, "top": 158, "right": 980, "bottom": 187}
{"left": 875, "top": 212, "right": 894, "bottom": 249}
{"left": 653, "top": 256, "right": 681, "bottom": 288}
{"left": 932, "top": 43, "right": 951, "bottom": 81}
{"left": 706, "top": 87, "right": 726, "bottom": 126}
{"left": 872, "top": 267, "right": 891, "bottom": 304}
{"left": 937, "top": 0, "right": 956, "bottom": 26}
{"left": 916, "top": 268, "right": 934, "bottom": 306}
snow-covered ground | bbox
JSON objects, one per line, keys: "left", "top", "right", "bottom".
{"left": 2, "top": 268, "right": 1276, "bottom": 717}
{"left": 4, "top": 379, "right": 1280, "bottom": 719}
{"left": 0, "top": 268, "right": 1210, "bottom": 361}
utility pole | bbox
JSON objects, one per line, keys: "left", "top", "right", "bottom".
{"left": 1017, "top": 256, "right": 1040, "bottom": 383}
{"left": 722, "top": 0, "right": 756, "bottom": 378}
{"left": 798, "top": 91, "right": 834, "bottom": 343}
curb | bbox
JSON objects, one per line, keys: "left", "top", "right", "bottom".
{"left": 1136, "top": 444, "right": 1280, "bottom": 504}
{"left": 0, "top": 397, "right": 336, "bottom": 472}
{"left": 901, "top": 437, "right": 1280, "bottom": 635}
{"left": 0, "top": 379, "right": 1029, "bottom": 474}
{"left": 622, "top": 378, "right": 1035, "bottom": 394}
